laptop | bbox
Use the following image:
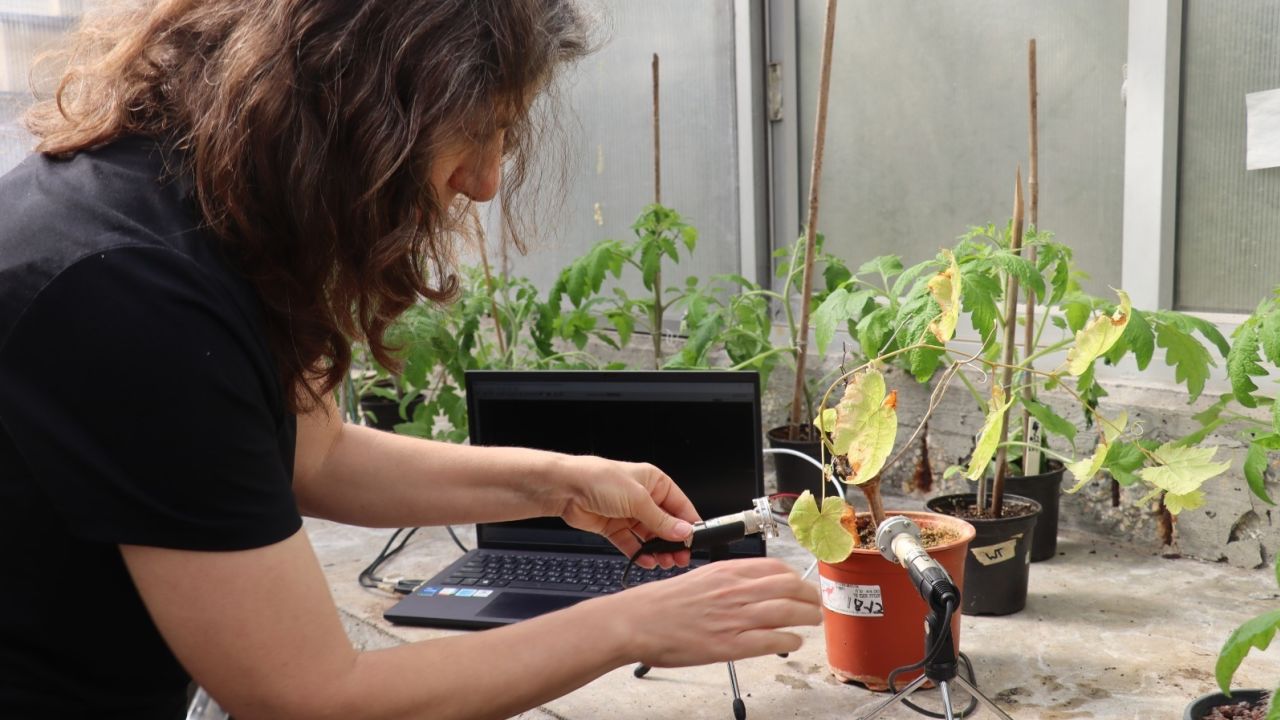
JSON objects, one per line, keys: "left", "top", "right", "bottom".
{"left": 384, "top": 370, "right": 767, "bottom": 629}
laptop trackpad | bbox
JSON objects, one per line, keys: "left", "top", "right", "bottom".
{"left": 477, "top": 592, "right": 586, "bottom": 621}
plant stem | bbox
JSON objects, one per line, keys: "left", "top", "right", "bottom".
{"left": 998, "top": 440, "right": 1070, "bottom": 463}
{"left": 989, "top": 168, "right": 1025, "bottom": 517}
{"left": 728, "top": 346, "right": 794, "bottom": 372}
{"left": 787, "top": 0, "right": 838, "bottom": 438}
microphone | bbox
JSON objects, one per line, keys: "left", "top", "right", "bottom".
{"left": 875, "top": 516, "right": 960, "bottom": 609}
{"left": 638, "top": 496, "right": 780, "bottom": 554}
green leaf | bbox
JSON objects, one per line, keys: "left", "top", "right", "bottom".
{"left": 814, "top": 288, "right": 873, "bottom": 356}
{"left": 1065, "top": 412, "right": 1128, "bottom": 492}
{"left": 680, "top": 224, "right": 697, "bottom": 252}
{"left": 1139, "top": 442, "right": 1231, "bottom": 499}
{"left": 605, "top": 311, "right": 634, "bottom": 348}
{"left": 1115, "top": 308, "right": 1156, "bottom": 370}
{"left": 1245, "top": 442, "right": 1275, "bottom": 506}
{"left": 1061, "top": 295, "right": 1094, "bottom": 334}
{"left": 858, "top": 255, "right": 903, "bottom": 278}
{"left": 1021, "top": 398, "right": 1077, "bottom": 444}
{"left": 639, "top": 243, "right": 661, "bottom": 291}
{"left": 926, "top": 250, "right": 962, "bottom": 343}
{"left": 1217, "top": 609, "right": 1280, "bottom": 693}
{"left": 1158, "top": 322, "right": 1215, "bottom": 403}
{"left": 1066, "top": 289, "right": 1131, "bottom": 376}
{"left": 830, "top": 369, "right": 899, "bottom": 485}
{"left": 966, "top": 385, "right": 1013, "bottom": 481}
{"left": 1104, "top": 440, "right": 1147, "bottom": 487}
{"left": 960, "top": 269, "right": 1002, "bottom": 343}
{"left": 823, "top": 262, "right": 852, "bottom": 294}
{"left": 787, "top": 491, "right": 855, "bottom": 563}
{"left": 1261, "top": 309, "right": 1280, "bottom": 366}
{"left": 1185, "top": 314, "right": 1231, "bottom": 358}
{"left": 990, "top": 253, "right": 1046, "bottom": 299}
{"left": 854, "top": 306, "right": 891, "bottom": 357}
{"left": 891, "top": 260, "right": 933, "bottom": 300}
{"left": 1229, "top": 320, "right": 1266, "bottom": 408}
{"left": 1048, "top": 255, "right": 1072, "bottom": 305}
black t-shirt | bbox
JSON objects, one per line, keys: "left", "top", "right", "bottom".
{"left": 0, "top": 138, "right": 302, "bottom": 718}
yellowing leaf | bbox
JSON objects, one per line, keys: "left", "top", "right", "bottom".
{"left": 787, "top": 490, "right": 855, "bottom": 563}
{"left": 1139, "top": 442, "right": 1231, "bottom": 496}
{"left": 927, "top": 250, "right": 962, "bottom": 344}
{"left": 830, "top": 370, "right": 898, "bottom": 485}
{"left": 1065, "top": 412, "right": 1128, "bottom": 493}
{"left": 1164, "top": 490, "right": 1206, "bottom": 515}
{"left": 965, "top": 385, "right": 1014, "bottom": 481}
{"left": 1066, "top": 289, "right": 1132, "bottom": 376}
{"left": 814, "top": 408, "right": 837, "bottom": 434}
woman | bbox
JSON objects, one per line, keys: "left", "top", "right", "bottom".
{"left": 0, "top": 1, "right": 821, "bottom": 718}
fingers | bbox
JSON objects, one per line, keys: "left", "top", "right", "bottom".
{"left": 735, "top": 597, "right": 824, "bottom": 629}
{"left": 627, "top": 482, "right": 695, "bottom": 543}
{"left": 727, "top": 629, "right": 805, "bottom": 658}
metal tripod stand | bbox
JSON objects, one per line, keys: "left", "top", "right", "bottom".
{"left": 856, "top": 600, "right": 1014, "bottom": 720}
{"left": 630, "top": 543, "right": 768, "bottom": 720}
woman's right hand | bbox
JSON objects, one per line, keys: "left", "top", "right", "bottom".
{"left": 597, "top": 557, "right": 823, "bottom": 668}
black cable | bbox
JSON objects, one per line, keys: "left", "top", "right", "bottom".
{"left": 619, "top": 547, "right": 646, "bottom": 589}
{"left": 884, "top": 599, "right": 980, "bottom": 718}
{"left": 446, "top": 525, "right": 469, "bottom": 553}
{"left": 358, "top": 527, "right": 420, "bottom": 592}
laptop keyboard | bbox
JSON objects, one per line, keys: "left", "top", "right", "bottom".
{"left": 442, "top": 551, "right": 692, "bottom": 594}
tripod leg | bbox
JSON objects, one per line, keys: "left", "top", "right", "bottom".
{"left": 855, "top": 674, "right": 930, "bottom": 720}
{"left": 726, "top": 661, "right": 745, "bottom": 720}
{"left": 632, "top": 663, "right": 651, "bottom": 678}
{"left": 936, "top": 680, "right": 956, "bottom": 720}
{"left": 950, "top": 675, "right": 1016, "bottom": 720}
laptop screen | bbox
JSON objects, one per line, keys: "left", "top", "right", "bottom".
{"left": 465, "top": 371, "right": 765, "bottom": 558}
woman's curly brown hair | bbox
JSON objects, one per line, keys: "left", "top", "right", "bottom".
{"left": 25, "top": 0, "right": 588, "bottom": 412}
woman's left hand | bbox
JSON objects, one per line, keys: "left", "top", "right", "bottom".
{"left": 551, "top": 455, "right": 700, "bottom": 570}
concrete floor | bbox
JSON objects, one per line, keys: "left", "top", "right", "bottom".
{"left": 310, "top": 517, "right": 1280, "bottom": 719}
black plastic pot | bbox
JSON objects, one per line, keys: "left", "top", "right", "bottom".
{"left": 1185, "top": 689, "right": 1269, "bottom": 719}
{"left": 1002, "top": 461, "right": 1064, "bottom": 562}
{"left": 359, "top": 395, "right": 423, "bottom": 432}
{"left": 925, "top": 493, "right": 1041, "bottom": 616}
{"left": 766, "top": 425, "right": 825, "bottom": 497}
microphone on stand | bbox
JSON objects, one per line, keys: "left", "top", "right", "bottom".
{"left": 874, "top": 516, "right": 959, "bottom": 610}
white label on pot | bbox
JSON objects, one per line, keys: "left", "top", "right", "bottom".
{"left": 819, "top": 577, "right": 884, "bottom": 617}
{"left": 970, "top": 533, "right": 1023, "bottom": 566}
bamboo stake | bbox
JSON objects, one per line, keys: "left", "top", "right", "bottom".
{"left": 650, "top": 53, "right": 664, "bottom": 369}
{"left": 787, "top": 0, "right": 838, "bottom": 436}
{"left": 1021, "top": 38, "right": 1040, "bottom": 473}
{"left": 652, "top": 53, "right": 662, "bottom": 205}
{"left": 468, "top": 205, "right": 507, "bottom": 356}
{"left": 989, "top": 168, "right": 1025, "bottom": 517}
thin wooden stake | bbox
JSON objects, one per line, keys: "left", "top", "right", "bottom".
{"left": 787, "top": 0, "right": 838, "bottom": 434}
{"left": 652, "top": 53, "right": 661, "bottom": 205}
{"left": 1021, "top": 38, "right": 1040, "bottom": 473}
{"left": 468, "top": 205, "right": 507, "bottom": 356}
{"left": 650, "top": 53, "right": 664, "bottom": 369}
{"left": 989, "top": 167, "right": 1025, "bottom": 518}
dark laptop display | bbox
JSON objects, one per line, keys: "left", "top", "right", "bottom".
{"left": 384, "top": 370, "right": 765, "bottom": 629}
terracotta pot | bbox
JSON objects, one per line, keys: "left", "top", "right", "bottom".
{"left": 818, "top": 511, "right": 975, "bottom": 691}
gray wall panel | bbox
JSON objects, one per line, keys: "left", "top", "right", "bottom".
{"left": 795, "top": 1, "right": 1127, "bottom": 296}
{"left": 1176, "top": 0, "right": 1280, "bottom": 313}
